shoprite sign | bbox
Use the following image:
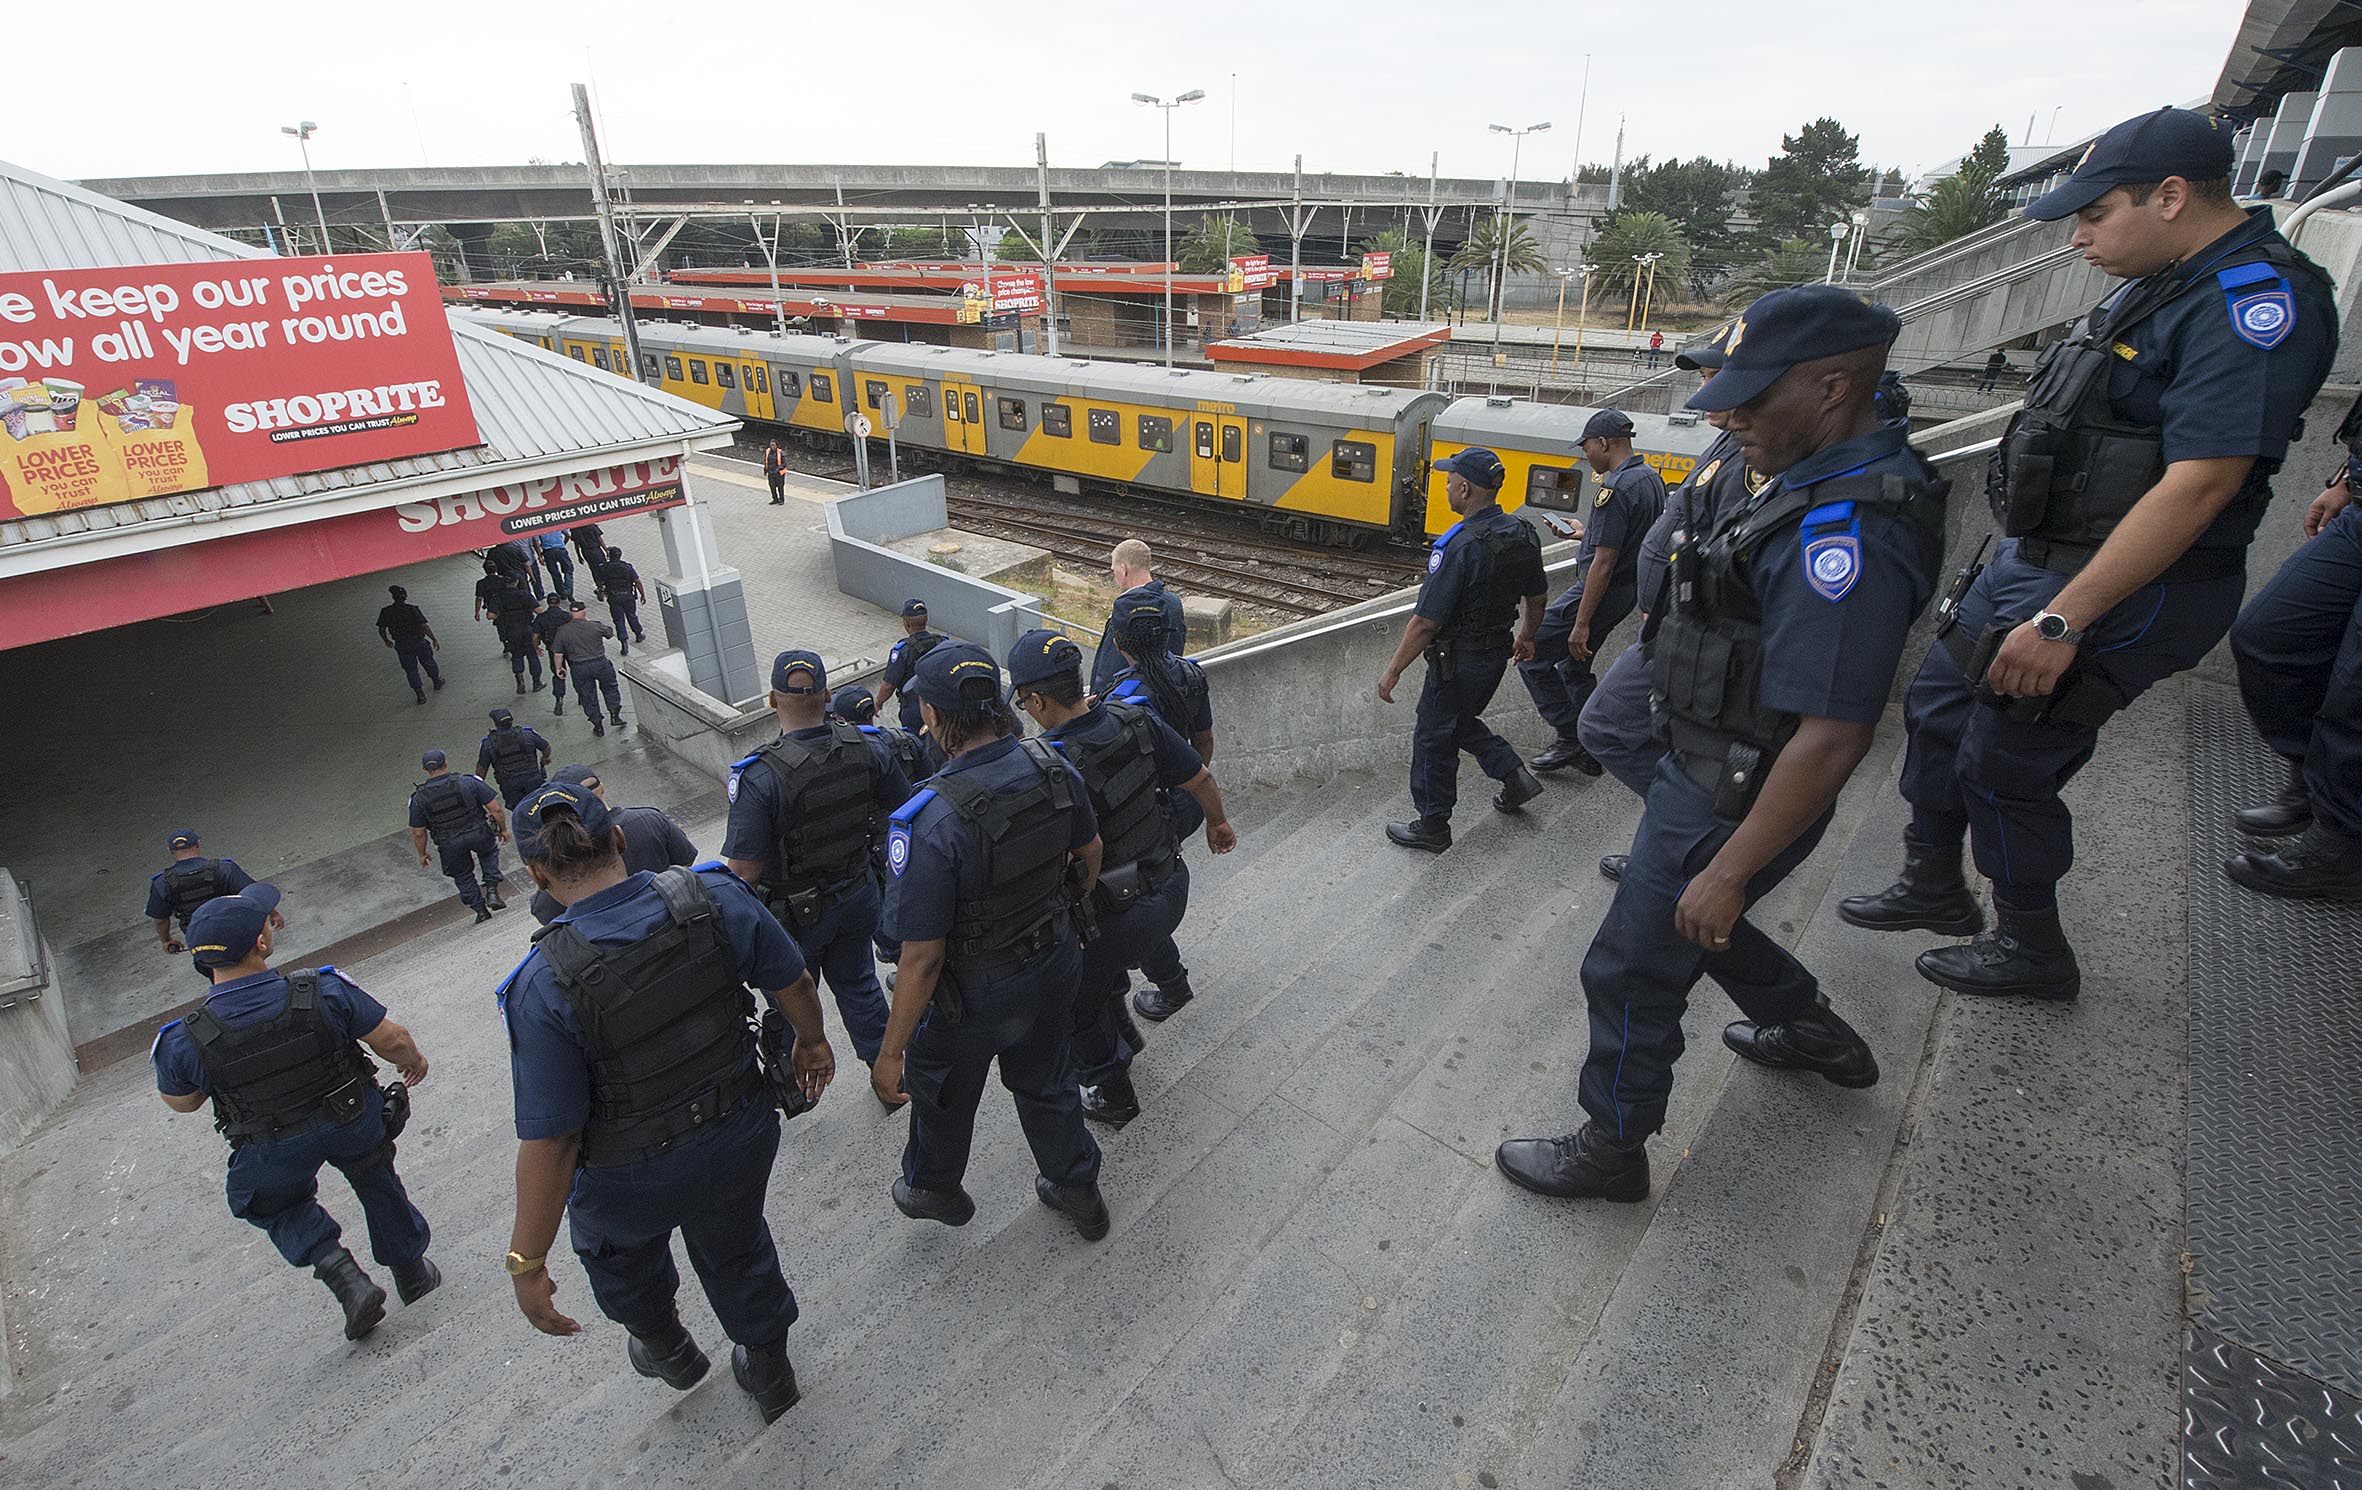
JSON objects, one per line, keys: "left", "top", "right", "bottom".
{"left": 0, "top": 252, "right": 479, "bottom": 520}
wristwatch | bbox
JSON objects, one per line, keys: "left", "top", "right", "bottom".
{"left": 504, "top": 1250, "right": 547, "bottom": 1277}
{"left": 2032, "top": 611, "right": 2087, "bottom": 645}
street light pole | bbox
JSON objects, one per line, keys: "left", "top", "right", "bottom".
{"left": 1843, "top": 209, "right": 1870, "bottom": 283}
{"left": 1572, "top": 262, "right": 1596, "bottom": 364}
{"left": 280, "top": 121, "right": 329, "bottom": 253}
{"left": 1824, "top": 220, "right": 1849, "bottom": 283}
{"left": 1418, "top": 149, "right": 1439, "bottom": 322}
{"left": 1638, "top": 253, "right": 1663, "bottom": 334}
{"left": 1134, "top": 88, "right": 1206, "bottom": 369}
{"left": 1485, "top": 120, "right": 1550, "bottom": 364}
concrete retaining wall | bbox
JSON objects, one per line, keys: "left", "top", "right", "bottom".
{"left": 826, "top": 475, "right": 1046, "bottom": 658}
{"left": 0, "top": 872, "right": 76, "bottom": 1159}
{"left": 620, "top": 650, "right": 780, "bottom": 783}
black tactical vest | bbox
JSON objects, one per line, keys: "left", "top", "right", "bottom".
{"left": 1996, "top": 235, "right": 2328, "bottom": 568}
{"left": 414, "top": 775, "right": 480, "bottom": 844}
{"left": 1066, "top": 702, "right": 1179, "bottom": 877}
{"left": 757, "top": 724, "right": 882, "bottom": 893}
{"left": 160, "top": 857, "right": 229, "bottom": 927}
{"left": 879, "top": 726, "right": 936, "bottom": 785}
{"left": 934, "top": 739, "right": 1080, "bottom": 969}
{"left": 1441, "top": 515, "right": 1542, "bottom": 647}
{"left": 1652, "top": 457, "right": 1945, "bottom": 788}
{"left": 485, "top": 727, "right": 543, "bottom": 784}
{"left": 535, "top": 868, "right": 761, "bottom": 1168}
{"left": 187, "top": 971, "right": 375, "bottom": 1145}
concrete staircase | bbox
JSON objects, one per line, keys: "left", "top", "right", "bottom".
{"left": 0, "top": 689, "right": 2191, "bottom": 1489}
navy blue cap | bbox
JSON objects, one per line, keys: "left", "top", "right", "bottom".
{"left": 770, "top": 648, "right": 827, "bottom": 694}
{"left": 167, "top": 828, "right": 200, "bottom": 850}
{"left": 1675, "top": 324, "right": 1732, "bottom": 372}
{"left": 551, "top": 763, "right": 600, "bottom": 788}
{"left": 568, "top": 598, "right": 588, "bottom": 612}
{"left": 1581, "top": 409, "right": 1635, "bottom": 442}
{"left": 421, "top": 749, "right": 447, "bottom": 770}
{"left": 1685, "top": 285, "right": 1901, "bottom": 414}
{"left": 828, "top": 685, "right": 877, "bottom": 723}
{"left": 1435, "top": 446, "right": 1506, "bottom": 490}
{"left": 899, "top": 598, "right": 928, "bottom": 618}
{"left": 489, "top": 706, "right": 513, "bottom": 725}
{"left": 912, "top": 640, "right": 1001, "bottom": 709}
{"left": 185, "top": 883, "right": 282, "bottom": 968}
{"left": 1006, "top": 628, "right": 1084, "bottom": 694}
{"left": 512, "top": 781, "right": 616, "bottom": 862}
{"left": 2026, "top": 107, "right": 2236, "bottom": 221}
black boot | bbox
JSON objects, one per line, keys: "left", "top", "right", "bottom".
{"left": 732, "top": 1338, "right": 801, "bottom": 1423}
{"left": 414, "top": 689, "right": 427, "bottom": 705}
{"left": 1723, "top": 998, "right": 1879, "bottom": 1088}
{"left": 1080, "top": 1073, "right": 1142, "bottom": 1128}
{"left": 2225, "top": 822, "right": 2362, "bottom": 902}
{"left": 891, "top": 1177, "right": 976, "bottom": 1227}
{"left": 1598, "top": 853, "right": 1628, "bottom": 882}
{"left": 1838, "top": 836, "right": 1984, "bottom": 935}
{"left": 483, "top": 880, "right": 507, "bottom": 911}
{"left": 432, "top": 676, "right": 445, "bottom": 691}
{"left": 1386, "top": 818, "right": 1451, "bottom": 852}
{"left": 1133, "top": 977, "right": 1193, "bottom": 1022}
{"left": 514, "top": 677, "right": 527, "bottom": 695}
{"left": 472, "top": 903, "right": 494, "bottom": 925}
{"left": 1915, "top": 900, "right": 2081, "bottom": 1001}
{"left": 628, "top": 1317, "right": 711, "bottom": 1389}
{"left": 1531, "top": 738, "right": 1604, "bottom": 776}
{"left": 1494, "top": 1123, "right": 1649, "bottom": 1202}
{"left": 2235, "top": 758, "right": 2314, "bottom": 838}
{"left": 391, "top": 1255, "right": 442, "bottom": 1305}
{"left": 1493, "top": 766, "right": 1545, "bottom": 813}
{"left": 591, "top": 719, "right": 606, "bottom": 737}
{"left": 554, "top": 697, "right": 565, "bottom": 716}
{"left": 313, "top": 1248, "right": 387, "bottom": 1339}
{"left": 1035, "top": 1176, "right": 1112, "bottom": 1240}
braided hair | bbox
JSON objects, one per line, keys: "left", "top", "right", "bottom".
{"left": 1119, "top": 606, "right": 1201, "bottom": 729}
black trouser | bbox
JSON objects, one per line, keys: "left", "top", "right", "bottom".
{"left": 393, "top": 639, "right": 442, "bottom": 694}
{"left": 572, "top": 656, "right": 624, "bottom": 724}
{"left": 435, "top": 828, "right": 502, "bottom": 908}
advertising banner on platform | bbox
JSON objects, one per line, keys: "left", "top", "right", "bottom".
{"left": 0, "top": 252, "right": 480, "bottom": 521}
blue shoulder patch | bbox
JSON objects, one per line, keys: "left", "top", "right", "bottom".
{"left": 1429, "top": 519, "right": 1463, "bottom": 574}
{"left": 1802, "top": 527, "right": 1863, "bottom": 602}
{"left": 1801, "top": 499, "right": 1856, "bottom": 529}
{"left": 890, "top": 786, "right": 938, "bottom": 824}
{"left": 2215, "top": 261, "right": 2276, "bottom": 290}
{"left": 887, "top": 790, "right": 935, "bottom": 878}
{"left": 730, "top": 751, "right": 761, "bottom": 769}
{"left": 889, "top": 639, "right": 906, "bottom": 657}
{"left": 493, "top": 949, "right": 539, "bottom": 1012}
{"left": 2220, "top": 264, "right": 2294, "bottom": 350}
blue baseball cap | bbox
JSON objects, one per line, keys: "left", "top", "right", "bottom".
{"left": 421, "top": 749, "right": 448, "bottom": 770}
{"left": 489, "top": 706, "right": 514, "bottom": 726}
{"left": 1684, "top": 285, "right": 1901, "bottom": 414}
{"left": 512, "top": 780, "right": 616, "bottom": 862}
{"left": 911, "top": 639, "right": 1002, "bottom": 709}
{"left": 551, "top": 763, "right": 601, "bottom": 788}
{"left": 899, "top": 598, "right": 928, "bottom": 618}
{"left": 1675, "top": 324, "right": 1732, "bottom": 372}
{"left": 186, "top": 883, "right": 282, "bottom": 968}
{"left": 167, "top": 828, "right": 201, "bottom": 850}
{"left": 1581, "top": 409, "right": 1635, "bottom": 442}
{"left": 770, "top": 648, "right": 828, "bottom": 694}
{"left": 1435, "top": 446, "right": 1505, "bottom": 490}
{"left": 1006, "top": 628, "right": 1085, "bottom": 695}
{"left": 2026, "top": 107, "right": 2236, "bottom": 221}
{"left": 829, "top": 685, "right": 877, "bottom": 723}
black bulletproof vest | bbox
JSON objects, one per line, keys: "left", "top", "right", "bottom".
{"left": 756, "top": 724, "right": 882, "bottom": 892}
{"left": 414, "top": 775, "right": 479, "bottom": 844}
{"left": 187, "top": 971, "right": 373, "bottom": 1144}
{"left": 1997, "top": 236, "right": 2328, "bottom": 559}
{"left": 879, "top": 726, "right": 935, "bottom": 784}
{"left": 1652, "top": 457, "right": 1944, "bottom": 770}
{"left": 597, "top": 560, "right": 634, "bottom": 595}
{"left": 1441, "top": 516, "right": 1542, "bottom": 646}
{"left": 934, "top": 739, "right": 1080, "bottom": 968}
{"left": 486, "top": 727, "right": 542, "bottom": 784}
{"left": 535, "top": 868, "right": 760, "bottom": 1168}
{"left": 161, "top": 857, "right": 228, "bottom": 927}
{"left": 903, "top": 631, "right": 946, "bottom": 667}
{"left": 1067, "top": 703, "right": 1178, "bottom": 874}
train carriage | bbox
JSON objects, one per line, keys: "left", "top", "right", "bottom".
{"left": 1426, "top": 396, "right": 1721, "bottom": 535}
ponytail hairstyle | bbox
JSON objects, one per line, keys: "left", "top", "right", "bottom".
{"left": 519, "top": 804, "right": 623, "bottom": 878}
{"left": 932, "top": 677, "right": 1021, "bottom": 753}
{"left": 1121, "top": 606, "right": 1197, "bottom": 728}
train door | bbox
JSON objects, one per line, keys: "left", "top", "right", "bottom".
{"left": 740, "top": 360, "right": 770, "bottom": 421}
{"left": 942, "top": 378, "right": 985, "bottom": 456}
{"left": 1217, "top": 415, "right": 1246, "bottom": 500}
{"left": 1190, "top": 417, "right": 1221, "bottom": 497}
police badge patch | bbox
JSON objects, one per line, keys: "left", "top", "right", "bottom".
{"left": 887, "top": 823, "right": 912, "bottom": 876}
{"left": 1803, "top": 533, "right": 1861, "bottom": 602}
{"left": 1593, "top": 488, "right": 1612, "bottom": 508}
{"left": 2229, "top": 289, "right": 2293, "bottom": 349}
{"left": 726, "top": 772, "right": 741, "bottom": 803}
{"left": 1428, "top": 546, "right": 1444, "bottom": 574}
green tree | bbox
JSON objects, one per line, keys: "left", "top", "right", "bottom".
{"left": 1964, "top": 124, "right": 2012, "bottom": 184}
{"left": 1365, "top": 228, "right": 1450, "bottom": 319}
{"left": 1576, "top": 163, "right": 1614, "bottom": 184}
{"left": 1586, "top": 211, "right": 1693, "bottom": 302}
{"left": 1727, "top": 237, "right": 1829, "bottom": 300}
{"left": 1175, "top": 213, "right": 1258, "bottom": 272}
{"left": 1886, "top": 126, "right": 2014, "bottom": 257}
{"left": 995, "top": 228, "right": 1039, "bottom": 262}
{"left": 1619, "top": 156, "right": 1750, "bottom": 293}
{"left": 885, "top": 226, "right": 967, "bottom": 258}
{"left": 1448, "top": 214, "right": 1548, "bottom": 316}
{"left": 1756, "top": 117, "right": 1871, "bottom": 244}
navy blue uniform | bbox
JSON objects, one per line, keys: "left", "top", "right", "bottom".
{"left": 881, "top": 632, "right": 945, "bottom": 733}
{"left": 490, "top": 589, "right": 544, "bottom": 687}
{"left": 1582, "top": 425, "right": 1939, "bottom": 1140}
{"left": 408, "top": 773, "right": 503, "bottom": 909}
{"left": 493, "top": 539, "right": 543, "bottom": 599}
{"left": 376, "top": 602, "right": 443, "bottom": 696}
{"left": 476, "top": 726, "right": 554, "bottom": 809}
{"left": 1522, "top": 454, "right": 1665, "bottom": 740}
{"left": 2233, "top": 502, "right": 2362, "bottom": 835}
{"left": 1044, "top": 704, "right": 1205, "bottom": 1087}
{"left": 500, "top": 865, "right": 806, "bottom": 1346}
{"left": 594, "top": 557, "right": 646, "bottom": 649}
{"left": 880, "top": 735, "right": 1102, "bottom": 1194}
{"left": 153, "top": 968, "right": 430, "bottom": 1270}
{"left": 1091, "top": 578, "right": 1187, "bottom": 693}
{"left": 146, "top": 855, "right": 255, "bottom": 923}
{"left": 1410, "top": 504, "right": 1548, "bottom": 824}
{"left": 722, "top": 728, "right": 914, "bottom": 1064}
{"left": 1899, "top": 209, "right": 2338, "bottom": 909}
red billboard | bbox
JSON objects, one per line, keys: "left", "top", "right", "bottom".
{"left": 0, "top": 252, "right": 479, "bottom": 521}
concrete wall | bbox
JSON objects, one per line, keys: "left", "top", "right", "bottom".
{"left": 826, "top": 475, "right": 1047, "bottom": 659}
{"left": 620, "top": 651, "right": 781, "bottom": 783}
{"left": 0, "top": 872, "right": 77, "bottom": 1159}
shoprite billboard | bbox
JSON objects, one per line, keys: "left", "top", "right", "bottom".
{"left": 0, "top": 252, "right": 479, "bottom": 520}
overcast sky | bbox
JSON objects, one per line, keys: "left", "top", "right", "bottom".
{"left": 19, "top": 1, "right": 2245, "bottom": 186}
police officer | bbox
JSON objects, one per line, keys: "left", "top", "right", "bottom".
{"left": 478, "top": 706, "right": 555, "bottom": 809}
{"left": 474, "top": 558, "right": 510, "bottom": 625}
{"left": 408, "top": 750, "right": 509, "bottom": 923}
{"left": 532, "top": 593, "right": 573, "bottom": 716}
{"left": 1378, "top": 447, "right": 1548, "bottom": 852}
{"left": 375, "top": 584, "right": 445, "bottom": 705}
{"left": 527, "top": 763, "right": 700, "bottom": 924}
{"left": 876, "top": 642, "right": 1110, "bottom": 1238}
{"left": 492, "top": 537, "right": 544, "bottom": 600}
{"left": 554, "top": 599, "right": 627, "bottom": 737}
{"left": 1497, "top": 285, "right": 1946, "bottom": 1202}
{"left": 2224, "top": 411, "right": 2362, "bottom": 900}
{"left": 1103, "top": 591, "right": 1218, "bottom": 1014}
{"left": 1842, "top": 107, "right": 2338, "bottom": 1000}
{"left": 1524, "top": 410, "right": 1666, "bottom": 775}
{"left": 873, "top": 599, "right": 946, "bottom": 734}
{"left": 568, "top": 520, "right": 610, "bottom": 571}
{"left": 592, "top": 543, "right": 650, "bottom": 656}
{"left": 1010, "top": 629, "right": 1236, "bottom": 1126}
{"left": 490, "top": 573, "right": 545, "bottom": 695}
{"left": 151, "top": 883, "right": 438, "bottom": 1339}
{"left": 148, "top": 828, "right": 278, "bottom": 961}
{"left": 1092, "top": 539, "right": 1187, "bottom": 694}
{"left": 832, "top": 684, "right": 945, "bottom": 780}
{"left": 534, "top": 529, "right": 577, "bottom": 599}
{"left": 498, "top": 782, "right": 832, "bottom": 1424}
{"left": 722, "top": 650, "right": 914, "bottom": 1097}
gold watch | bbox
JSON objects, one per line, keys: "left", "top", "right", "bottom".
{"left": 504, "top": 1250, "right": 547, "bottom": 1276}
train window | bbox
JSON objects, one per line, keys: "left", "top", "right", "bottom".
{"left": 1042, "top": 403, "right": 1072, "bottom": 437}
{"left": 716, "top": 362, "right": 737, "bottom": 389}
{"left": 567, "top": 345, "right": 587, "bottom": 362}
{"left": 591, "top": 347, "right": 610, "bottom": 371}
{"left": 777, "top": 369, "right": 801, "bottom": 397}
{"left": 663, "top": 355, "right": 684, "bottom": 381}
{"left": 811, "top": 373, "right": 833, "bottom": 402}
{"left": 689, "top": 359, "right": 709, "bottom": 386}
{"left": 1222, "top": 424, "right": 1242, "bottom": 462}
{"left": 1138, "top": 415, "right": 1174, "bottom": 453}
{"left": 1268, "top": 432, "right": 1310, "bottom": 472}
{"left": 1332, "top": 439, "right": 1377, "bottom": 483}
{"left": 998, "top": 397, "right": 1027, "bottom": 431}
{"left": 1088, "top": 409, "right": 1119, "bottom": 444}
{"left": 964, "top": 391, "right": 979, "bottom": 423}
{"left": 864, "top": 379, "right": 888, "bottom": 410}
{"left": 1195, "top": 421, "right": 1215, "bottom": 459}
{"left": 641, "top": 353, "right": 660, "bottom": 379}
{"left": 751, "top": 366, "right": 768, "bottom": 393}
{"left": 1526, "top": 466, "right": 1579, "bottom": 505}
{"left": 903, "top": 385, "right": 934, "bottom": 418}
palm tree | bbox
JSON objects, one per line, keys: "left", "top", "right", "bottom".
{"left": 1175, "top": 214, "right": 1258, "bottom": 273}
{"left": 1448, "top": 215, "right": 1547, "bottom": 318}
{"left": 1726, "top": 238, "right": 1829, "bottom": 300}
{"left": 1365, "top": 228, "right": 1449, "bottom": 319}
{"left": 1888, "top": 167, "right": 2005, "bottom": 257}
{"left": 1586, "top": 211, "right": 1693, "bottom": 301}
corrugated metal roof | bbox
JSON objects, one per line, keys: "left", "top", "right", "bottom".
{"left": 0, "top": 159, "right": 735, "bottom": 554}
{"left": 1214, "top": 321, "right": 1448, "bottom": 354}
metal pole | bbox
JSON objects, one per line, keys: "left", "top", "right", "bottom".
{"left": 572, "top": 82, "right": 646, "bottom": 384}
{"left": 754, "top": 212, "right": 787, "bottom": 336}
{"left": 1573, "top": 268, "right": 1591, "bottom": 363}
{"left": 836, "top": 180, "right": 854, "bottom": 269}
{"left": 1625, "top": 258, "right": 1643, "bottom": 332}
{"left": 1493, "top": 130, "right": 1524, "bottom": 353}
{"left": 1824, "top": 226, "right": 1844, "bottom": 283}
{"left": 1418, "top": 150, "right": 1438, "bottom": 322}
{"left": 1163, "top": 108, "right": 1176, "bottom": 368}
{"left": 1037, "top": 132, "right": 1061, "bottom": 356}
{"left": 376, "top": 188, "right": 397, "bottom": 251}
{"left": 299, "top": 135, "right": 330, "bottom": 252}
{"left": 1638, "top": 256, "right": 1659, "bottom": 333}
{"left": 1571, "top": 55, "right": 1590, "bottom": 200}
{"left": 1290, "top": 153, "right": 1304, "bottom": 325}
{"left": 1552, "top": 271, "right": 1568, "bottom": 370}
